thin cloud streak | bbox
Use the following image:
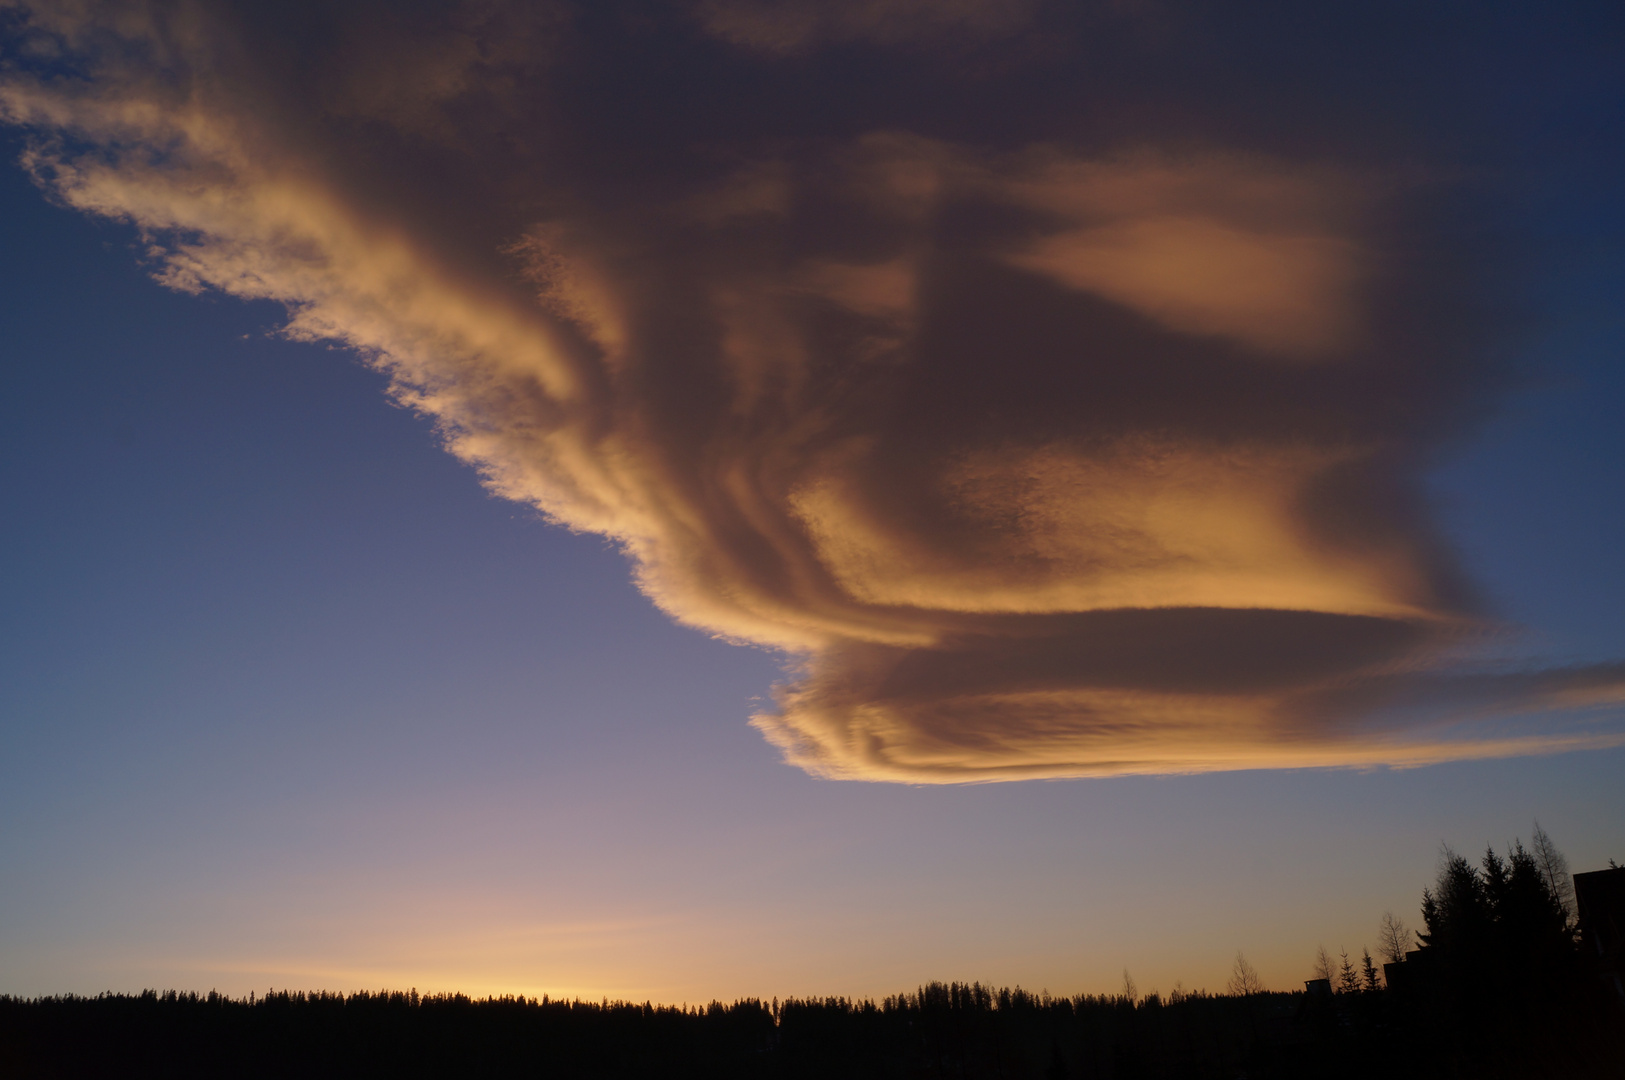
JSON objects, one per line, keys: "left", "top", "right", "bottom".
{"left": 3, "top": 0, "right": 1620, "bottom": 781}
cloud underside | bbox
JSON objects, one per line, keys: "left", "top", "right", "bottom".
{"left": 5, "top": 1, "right": 1621, "bottom": 781}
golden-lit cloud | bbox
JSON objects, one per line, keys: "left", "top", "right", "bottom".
{"left": 998, "top": 154, "right": 1367, "bottom": 359}
{"left": 4, "top": 0, "right": 1620, "bottom": 782}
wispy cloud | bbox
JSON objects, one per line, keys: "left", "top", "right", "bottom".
{"left": 4, "top": 0, "right": 1619, "bottom": 781}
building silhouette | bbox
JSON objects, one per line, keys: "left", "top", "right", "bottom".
{"left": 1574, "top": 867, "right": 1625, "bottom": 1007}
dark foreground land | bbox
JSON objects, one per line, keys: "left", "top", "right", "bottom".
{"left": 2, "top": 979, "right": 1621, "bottom": 1079}
{"left": 6, "top": 850, "right": 1622, "bottom": 1077}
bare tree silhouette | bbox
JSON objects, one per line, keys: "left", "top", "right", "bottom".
{"left": 1227, "top": 953, "right": 1263, "bottom": 996}
{"left": 1312, "top": 945, "right": 1335, "bottom": 984}
{"left": 1532, "top": 821, "right": 1576, "bottom": 923}
{"left": 1378, "top": 912, "right": 1413, "bottom": 963}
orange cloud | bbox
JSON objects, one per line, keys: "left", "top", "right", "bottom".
{"left": 4, "top": 1, "right": 1619, "bottom": 782}
{"left": 997, "top": 154, "right": 1367, "bottom": 359}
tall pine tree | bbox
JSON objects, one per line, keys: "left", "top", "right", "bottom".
{"left": 1360, "top": 948, "right": 1380, "bottom": 992}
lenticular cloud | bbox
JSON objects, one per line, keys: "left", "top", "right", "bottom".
{"left": 4, "top": 0, "right": 1621, "bottom": 781}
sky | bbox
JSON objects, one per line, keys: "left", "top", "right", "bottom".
{"left": 1, "top": 0, "right": 1623, "bottom": 1002}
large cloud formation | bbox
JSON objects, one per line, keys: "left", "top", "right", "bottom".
{"left": 4, "top": 0, "right": 1621, "bottom": 780}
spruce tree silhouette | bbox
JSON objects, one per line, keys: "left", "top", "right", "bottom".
{"left": 1360, "top": 949, "right": 1380, "bottom": 992}
{"left": 1337, "top": 949, "right": 1360, "bottom": 994}
{"left": 1407, "top": 832, "right": 1610, "bottom": 1076}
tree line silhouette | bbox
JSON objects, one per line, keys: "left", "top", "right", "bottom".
{"left": 3, "top": 827, "right": 1620, "bottom": 1078}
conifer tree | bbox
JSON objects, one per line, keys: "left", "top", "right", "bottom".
{"left": 1337, "top": 949, "right": 1359, "bottom": 994}
{"left": 1360, "top": 948, "right": 1380, "bottom": 992}
{"left": 1481, "top": 846, "right": 1510, "bottom": 906}
{"left": 1418, "top": 847, "right": 1489, "bottom": 952}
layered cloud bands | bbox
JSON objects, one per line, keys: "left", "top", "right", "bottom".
{"left": 5, "top": 1, "right": 1621, "bottom": 780}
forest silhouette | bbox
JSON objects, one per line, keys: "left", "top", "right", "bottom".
{"left": 3, "top": 829, "right": 1621, "bottom": 1078}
